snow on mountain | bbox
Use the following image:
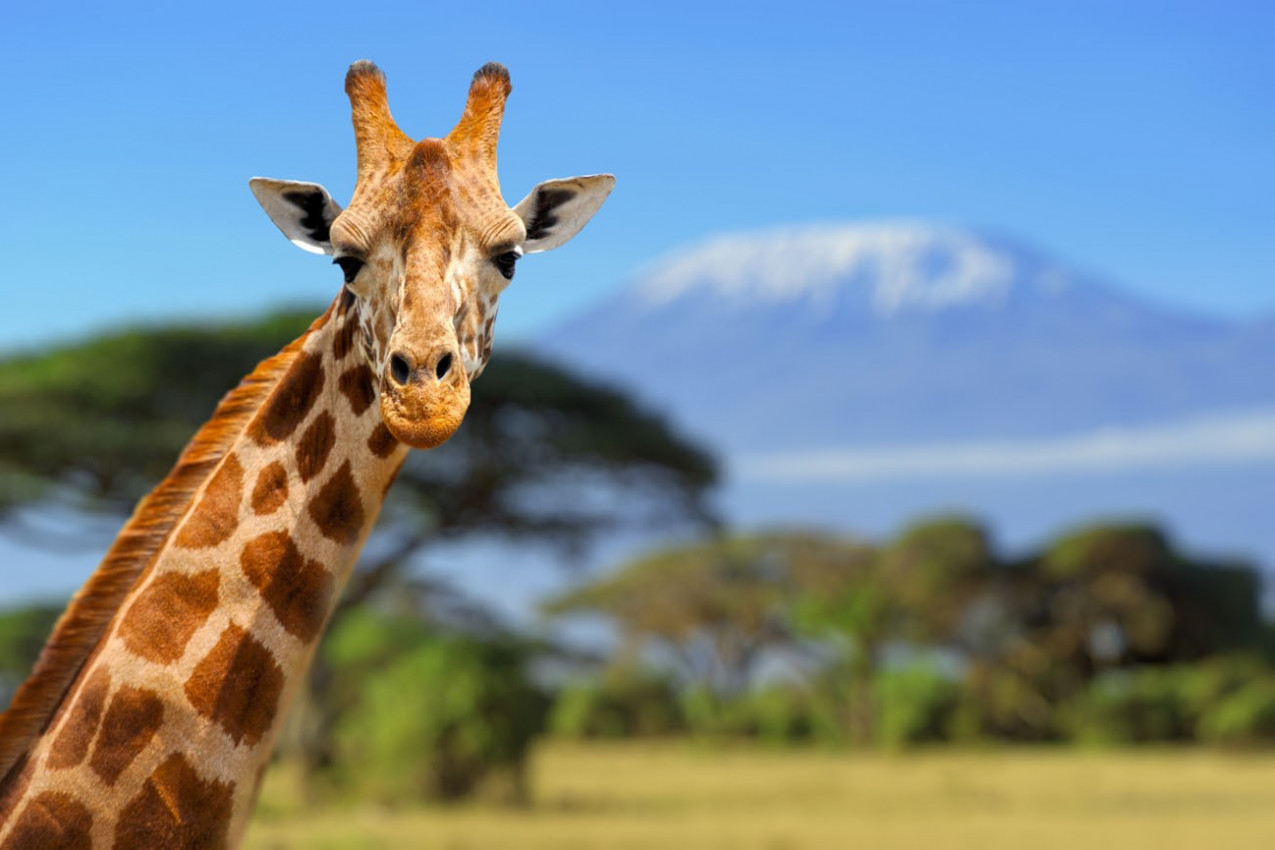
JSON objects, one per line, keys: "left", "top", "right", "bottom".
{"left": 635, "top": 222, "right": 1037, "bottom": 316}
{"left": 597, "top": 221, "right": 1223, "bottom": 342}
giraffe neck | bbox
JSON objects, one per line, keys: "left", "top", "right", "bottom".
{"left": 0, "top": 293, "right": 408, "bottom": 849}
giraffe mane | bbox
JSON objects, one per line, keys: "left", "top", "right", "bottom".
{"left": 0, "top": 305, "right": 334, "bottom": 786}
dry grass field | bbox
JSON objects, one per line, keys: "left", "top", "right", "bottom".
{"left": 245, "top": 742, "right": 1275, "bottom": 850}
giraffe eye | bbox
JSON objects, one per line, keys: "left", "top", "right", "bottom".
{"left": 492, "top": 251, "right": 519, "bottom": 280}
{"left": 333, "top": 256, "right": 365, "bottom": 283}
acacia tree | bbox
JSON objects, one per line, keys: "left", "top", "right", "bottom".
{"left": 983, "top": 524, "right": 1264, "bottom": 727}
{"left": 545, "top": 520, "right": 1000, "bottom": 743}
{"left": 0, "top": 312, "right": 320, "bottom": 524}
{"left": 789, "top": 517, "right": 995, "bottom": 743}
{"left": 543, "top": 531, "right": 871, "bottom": 698}
{"left": 0, "top": 309, "right": 716, "bottom": 564}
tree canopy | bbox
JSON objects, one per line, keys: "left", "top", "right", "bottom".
{"left": 0, "top": 309, "right": 719, "bottom": 576}
{"left": 544, "top": 531, "right": 874, "bottom": 696}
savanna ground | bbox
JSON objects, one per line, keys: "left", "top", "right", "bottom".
{"left": 245, "top": 742, "right": 1275, "bottom": 849}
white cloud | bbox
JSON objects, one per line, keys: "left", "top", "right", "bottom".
{"left": 735, "top": 409, "right": 1275, "bottom": 483}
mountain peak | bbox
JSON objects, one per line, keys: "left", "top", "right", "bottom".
{"left": 538, "top": 218, "right": 1270, "bottom": 454}
{"left": 633, "top": 221, "right": 1074, "bottom": 317}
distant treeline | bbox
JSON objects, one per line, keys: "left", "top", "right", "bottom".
{"left": 543, "top": 520, "right": 1274, "bottom": 752}
{"left": 1, "top": 518, "right": 1271, "bottom": 805}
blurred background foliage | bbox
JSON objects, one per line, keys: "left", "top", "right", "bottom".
{"left": 1, "top": 311, "right": 1274, "bottom": 813}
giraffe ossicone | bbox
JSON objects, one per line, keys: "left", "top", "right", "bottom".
{"left": 0, "top": 60, "right": 611, "bottom": 849}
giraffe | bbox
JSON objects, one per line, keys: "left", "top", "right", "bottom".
{"left": 0, "top": 60, "right": 612, "bottom": 849}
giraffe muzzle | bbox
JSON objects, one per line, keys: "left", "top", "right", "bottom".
{"left": 379, "top": 344, "right": 471, "bottom": 449}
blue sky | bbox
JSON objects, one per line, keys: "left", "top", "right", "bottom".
{"left": 2, "top": 0, "right": 1271, "bottom": 352}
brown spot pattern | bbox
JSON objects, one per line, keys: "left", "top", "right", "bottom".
{"left": 295, "top": 411, "right": 336, "bottom": 483}
{"left": 333, "top": 315, "right": 359, "bottom": 361}
{"left": 184, "top": 623, "right": 283, "bottom": 747}
{"left": 5, "top": 791, "right": 92, "bottom": 850}
{"left": 338, "top": 363, "right": 376, "bottom": 416}
{"left": 307, "top": 461, "right": 365, "bottom": 545}
{"left": 174, "top": 453, "right": 243, "bottom": 549}
{"left": 239, "top": 532, "right": 336, "bottom": 643}
{"left": 113, "top": 753, "right": 233, "bottom": 850}
{"left": 250, "top": 350, "right": 325, "bottom": 446}
{"left": 90, "top": 686, "right": 164, "bottom": 785}
{"left": 119, "top": 570, "right": 220, "bottom": 665}
{"left": 367, "top": 422, "right": 398, "bottom": 458}
{"left": 45, "top": 666, "right": 110, "bottom": 770}
{"left": 251, "top": 461, "right": 289, "bottom": 515}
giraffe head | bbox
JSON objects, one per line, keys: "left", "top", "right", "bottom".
{"left": 249, "top": 61, "right": 613, "bottom": 449}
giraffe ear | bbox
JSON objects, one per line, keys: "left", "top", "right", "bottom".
{"left": 249, "top": 178, "right": 344, "bottom": 255}
{"left": 513, "top": 175, "right": 615, "bottom": 254}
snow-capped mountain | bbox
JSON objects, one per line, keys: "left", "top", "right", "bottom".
{"left": 533, "top": 222, "right": 1275, "bottom": 569}
{"left": 536, "top": 222, "right": 1275, "bottom": 453}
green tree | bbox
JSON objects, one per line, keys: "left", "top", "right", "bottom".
{"left": 964, "top": 522, "right": 1267, "bottom": 740}
{"left": 321, "top": 608, "right": 547, "bottom": 803}
{"left": 0, "top": 312, "right": 316, "bottom": 521}
{"left": 545, "top": 523, "right": 996, "bottom": 745}
{"left": 0, "top": 312, "right": 717, "bottom": 551}
{"left": 792, "top": 517, "right": 995, "bottom": 744}
{"left": 550, "top": 668, "right": 686, "bottom": 740}
{"left": 1032, "top": 526, "right": 1257, "bottom": 673}
{"left": 790, "top": 548, "right": 893, "bottom": 744}
{"left": 879, "top": 516, "right": 996, "bottom": 642}
{"left": 543, "top": 532, "right": 854, "bottom": 698}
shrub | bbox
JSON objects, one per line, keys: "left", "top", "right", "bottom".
{"left": 1059, "top": 668, "right": 1191, "bottom": 746}
{"left": 1174, "top": 655, "right": 1269, "bottom": 722}
{"left": 1184, "top": 657, "right": 1275, "bottom": 746}
{"left": 326, "top": 614, "right": 548, "bottom": 803}
{"left": 733, "top": 686, "right": 831, "bottom": 746}
{"left": 876, "top": 664, "right": 961, "bottom": 748}
{"left": 958, "top": 666, "right": 1059, "bottom": 742}
{"left": 551, "top": 671, "right": 685, "bottom": 739}
{"left": 1058, "top": 657, "right": 1275, "bottom": 747}
{"left": 680, "top": 684, "right": 842, "bottom": 746}
{"left": 1197, "top": 681, "right": 1275, "bottom": 745}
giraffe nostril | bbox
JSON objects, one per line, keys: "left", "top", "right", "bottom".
{"left": 389, "top": 353, "right": 412, "bottom": 386}
{"left": 435, "top": 353, "right": 453, "bottom": 381}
